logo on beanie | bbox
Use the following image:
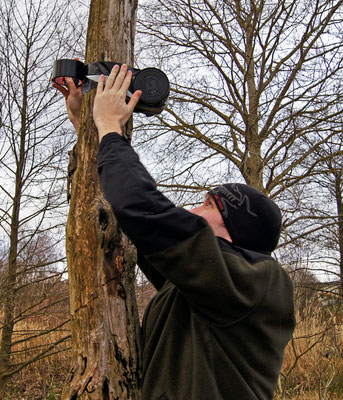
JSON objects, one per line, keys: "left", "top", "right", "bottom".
{"left": 211, "top": 184, "right": 257, "bottom": 218}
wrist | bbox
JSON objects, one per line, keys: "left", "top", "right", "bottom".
{"left": 69, "top": 113, "right": 80, "bottom": 132}
{"left": 97, "top": 123, "right": 123, "bottom": 142}
{"left": 72, "top": 120, "right": 80, "bottom": 133}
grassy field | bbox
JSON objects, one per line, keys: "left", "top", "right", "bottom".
{"left": 3, "top": 300, "right": 343, "bottom": 399}
{"left": 3, "top": 313, "right": 70, "bottom": 400}
{"left": 276, "top": 302, "right": 343, "bottom": 400}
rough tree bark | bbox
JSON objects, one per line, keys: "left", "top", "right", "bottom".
{"left": 62, "top": 1, "right": 141, "bottom": 399}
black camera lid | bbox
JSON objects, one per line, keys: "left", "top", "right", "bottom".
{"left": 131, "top": 68, "right": 170, "bottom": 106}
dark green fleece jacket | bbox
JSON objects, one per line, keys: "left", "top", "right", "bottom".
{"left": 97, "top": 133, "right": 296, "bottom": 400}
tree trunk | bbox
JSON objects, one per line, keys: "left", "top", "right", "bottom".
{"left": 62, "top": 1, "right": 141, "bottom": 399}
{"left": 335, "top": 173, "right": 343, "bottom": 298}
{"left": 0, "top": 63, "right": 28, "bottom": 396}
{"left": 241, "top": 15, "right": 264, "bottom": 191}
{"left": 0, "top": 208, "right": 20, "bottom": 397}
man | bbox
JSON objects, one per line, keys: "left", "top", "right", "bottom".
{"left": 54, "top": 64, "right": 296, "bottom": 400}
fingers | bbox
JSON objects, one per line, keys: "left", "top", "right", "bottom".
{"left": 52, "top": 77, "right": 81, "bottom": 98}
{"left": 96, "top": 64, "right": 134, "bottom": 97}
{"left": 65, "top": 77, "right": 83, "bottom": 96}
{"left": 105, "top": 64, "right": 120, "bottom": 90}
{"left": 96, "top": 74, "right": 106, "bottom": 95}
{"left": 52, "top": 82, "right": 69, "bottom": 99}
{"left": 121, "top": 69, "right": 133, "bottom": 93}
{"left": 112, "top": 64, "right": 129, "bottom": 91}
{"left": 105, "top": 64, "right": 132, "bottom": 93}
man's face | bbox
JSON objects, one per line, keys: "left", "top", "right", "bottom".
{"left": 188, "top": 195, "right": 225, "bottom": 230}
{"left": 188, "top": 194, "right": 232, "bottom": 241}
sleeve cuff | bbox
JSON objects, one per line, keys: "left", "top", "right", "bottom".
{"left": 98, "top": 132, "right": 129, "bottom": 153}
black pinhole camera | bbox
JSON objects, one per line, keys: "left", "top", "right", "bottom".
{"left": 52, "top": 59, "right": 170, "bottom": 117}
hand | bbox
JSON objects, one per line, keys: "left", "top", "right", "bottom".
{"left": 52, "top": 77, "right": 82, "bottom": 132}
{"left": 93, "top": 64, "right": 142, "bottom": 142}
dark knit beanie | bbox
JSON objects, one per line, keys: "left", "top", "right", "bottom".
{"left": 208, "top": 183, "right": 282, "bottom": 253}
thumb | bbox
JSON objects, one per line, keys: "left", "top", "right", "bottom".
{"left": 127, "top": 90, "right": 142, "bottom": 112}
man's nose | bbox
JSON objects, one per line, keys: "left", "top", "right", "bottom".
{"left": 188, "top": 205, "right": 203, "bottom": 215}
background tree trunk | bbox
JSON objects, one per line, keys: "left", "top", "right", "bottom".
{"left": 62, "top": 0, "right": 141, "bottom": 399}
{"left": 334, "top": 169, "right": 343, "bottom": 297}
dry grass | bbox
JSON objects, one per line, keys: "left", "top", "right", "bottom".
{"left": 275, "top": 301, "right": 343, "bottom": 400}
{"left": 2, "top": 294, "right": 343, "bottom": 399}
{"left": 3, "top": 310, "right": 71, "bottom": 399}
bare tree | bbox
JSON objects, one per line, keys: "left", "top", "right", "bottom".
{"left": 61, "top": 0, "right": 142, "bottom": 399}
{"left": 0, "top": 0, "right": 86, "bottom": 394}
{"left": 0, "top": 234, "right": 71, "bottom": 394}
{"left": 135, "top": 0, "right": 343, "bottom": 200}
{"left": 309, "top": 133, "right": 343, "bottom": 294}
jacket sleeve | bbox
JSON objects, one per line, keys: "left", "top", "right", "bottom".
{"left": 96, "top": 132, "right": 207, "bottom": 289}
